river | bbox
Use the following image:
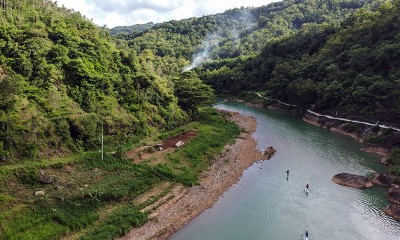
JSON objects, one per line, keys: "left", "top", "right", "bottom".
{"left": 170, "top": 101, "right": 400, "bottom": 240}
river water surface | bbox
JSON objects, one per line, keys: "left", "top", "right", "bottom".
{"left": 170, "top": 101, "right": 400, "bottom": 240}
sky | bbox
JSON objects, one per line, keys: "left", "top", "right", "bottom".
{"left": 55, "top": 0, "right": 279, "bottom": 28}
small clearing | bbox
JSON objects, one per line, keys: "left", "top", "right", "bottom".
{"left": 126, "top": 131, "right": 198, "bottom": 162}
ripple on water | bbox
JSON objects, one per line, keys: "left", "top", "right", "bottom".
{"left": 352, "top": 191, "right": 400, "bottom": 239}
{"left": 172, "top": 102, "right": 400, "bottom": 240}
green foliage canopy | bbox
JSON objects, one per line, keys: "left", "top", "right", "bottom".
{"left": 174, "top": 73, "right": 215, "bottom": 117}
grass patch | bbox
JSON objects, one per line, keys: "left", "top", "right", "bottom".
{"left": 79, "top": 204, "right": 148, "bottom": 240}
{"left": 0, "top": 108, "right": 240, "bottom": 239}
{"left": 166, "top": 108, "right": 239, "bottom": 178}
{"left": 1, "top": 210, "right": 68, "bottom": 240}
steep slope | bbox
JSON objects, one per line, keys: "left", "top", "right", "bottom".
{"left": 214, "top": 1, "right": 400, "bottom": 125}
{"left": 117, "top": 0, "right": 383, "bottom": 78}
{"left": 0, "top": 0, "right": 186, "bottom": 161}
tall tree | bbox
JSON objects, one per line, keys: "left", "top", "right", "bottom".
{"left": 174, "top": 73, "right": 215, "bottom": 118}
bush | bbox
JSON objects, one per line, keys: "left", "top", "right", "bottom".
{"left": 14, "top": 168, "right": 39, "bottom": 185}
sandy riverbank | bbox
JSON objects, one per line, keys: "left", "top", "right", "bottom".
{"left": 120, "top": 111, "right": 267, "bottom": 240}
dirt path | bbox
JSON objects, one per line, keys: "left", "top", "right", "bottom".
{"left": 120, "top": 111, "right": 268, "bottom": 240}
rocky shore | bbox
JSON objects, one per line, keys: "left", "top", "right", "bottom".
{"left": 120, "top": 111, "right": 267, "bottom": 240}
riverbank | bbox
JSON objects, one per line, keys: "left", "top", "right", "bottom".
{"left": 120, "top": 111, "right": 266, "bottom": 240}
{"left": 302, "top": 112, "right": 393, "bottom": 158}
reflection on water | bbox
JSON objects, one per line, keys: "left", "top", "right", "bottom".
{"left": 170, "top": 102, "right": 400, "bottom": 240}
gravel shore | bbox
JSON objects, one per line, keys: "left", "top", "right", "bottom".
{"left": 120, "top": 111, "right": 266, "bottom": 240}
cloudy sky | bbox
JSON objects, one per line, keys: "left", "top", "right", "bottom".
{"left": 55, "top": 0, "right": 279, "bottom": 28}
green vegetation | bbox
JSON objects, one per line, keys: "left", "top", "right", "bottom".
{"left": 0, "top": 108, "right": 239, "bottom": 239}
{"left": 174, "top": 72, "right": 215, "bottom": 118}
{"left": 110, "top": 22, "right": 155, "bottom": 36}
{"left": 0, "top": 0, "right": 188, "bottom": 161}
{"left": 390, "top": 147, "right": 400, "bottom": 175}
{"left": 1, "top": 0, "right": 400, "bottom": 238}
{"left": 79, "top": 205, "right": 147, "bottom": 240}
{"left": 115, "top": 0, "right": 381, "bottom": 80}
{"left": 201, "top": 1, "right": 399, "bottom": 125}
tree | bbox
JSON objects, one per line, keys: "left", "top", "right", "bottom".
{"left": 174, "top": 73, "right": 215, "bottom": 118}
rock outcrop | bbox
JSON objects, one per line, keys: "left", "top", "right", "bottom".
{"left": 332, "top": 173, "right": 373, "bottom": 189}
{"left": 384, "top": 204, "right": 400, "bottom": 221}
{"left": 264, "top": 146, "right": 276, "bottom": 160}
{"left": 381, "top": 157, "right": 392, "bottom": 166}
{"left": 372, "top": 173, "right": 395, "bottom": 187}
{"left": 38, "top": 169, "right": 53, "bottom": 184}
{"left": 388, "top": 188, "right": 400, "bottom": 205}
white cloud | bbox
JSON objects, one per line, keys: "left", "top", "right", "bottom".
{"left": 55, "top": 0, "right": 279, "bottom": 28}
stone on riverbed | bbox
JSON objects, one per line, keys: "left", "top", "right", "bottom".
{"left": 384, "top": 204, "right": 400, "bottom": 221}
{"left": 332, "top": 173, "right": 373, "bottom": 189}
{"left": 263, "top": 146, "right": 276, "bottom": 160}
{"left": 372, "top": 173, "right": 395, "bottom": 187}
{"left": 388, "top": 188, "right": 400, "bottom": 205}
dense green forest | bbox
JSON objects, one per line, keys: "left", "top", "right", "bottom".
{"left": 0, "top": 0, "right": 400, "bottom": 238}
{"left": 109, "top": 22, "right": 154, "bottom": 36}
{"left": 200, "top": 1, "right": 400, "bottom": 126}
{"left": 0, "top": 0, "right": 384, "bottom": 161}
{"left": 0, "top": 1, "right": 226, "bottom": 239}
{"left": 0, "top": 0, "right": 216, "bottom": 161}
{"left": 114, "top": 0, "right": 383, "bottom": 78}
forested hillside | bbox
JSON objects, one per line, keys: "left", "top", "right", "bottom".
{"left": 201, "top": 1, "right": 400, "bottom": 125}
{"left": 1, "top": 0, "right": 400, "bottom": 238}
{"left": 116, "top": 0, "right": 382, "bottom": 78}
{"left": 110, "top": 22, "right": 154, "bottom": 36}
{"left": 0, "top": 0, "right": 189, "bottom": 161}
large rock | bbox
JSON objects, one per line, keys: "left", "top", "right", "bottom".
{"left": 372, "top": 173, "right": 395, "bottom": 187}
{"left": 38, "top": 169, "right": 53, "bottom": 184}
{"left": 264, "top": 146, "right": 276, "bottom": 160}
{"left": 380, "top": 157, "right": 392, "bottom": 166}
{"left": 384, "top": 204, "right": 400, "bottom": 221}
{"left": 388, "top": 188, "right": 400, "bottom": 205}
{"left": 332, "top": 173, "right": 373, "bottom": 189}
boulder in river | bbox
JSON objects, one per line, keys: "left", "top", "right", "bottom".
{"left": 380, "top": 157, "right": 392, "bottom": 166}
{"left": 384, "top": 204, "right": 400, "bottom": 221}
{"left": 372, "top": 173, "right": 395, "bottom": 187}
{"left": 332, "top": 173, "right": 373, "bottom": 189}
{"left": 264, "top": 146, "right": 276, "bottom": 160}
{"left": 388, "top": 188, "right": 400, "bottom": 205}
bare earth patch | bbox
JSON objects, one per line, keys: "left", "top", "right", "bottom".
{"left": 119, "top": 110, "right": 267, "bottom": 240}
{"left": 126, "top": 131, "right": 198, "bottom": 162}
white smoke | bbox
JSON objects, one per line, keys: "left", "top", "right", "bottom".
{"left": 182, "top": 9, "right": 256, "bottom": 72}
{"left": 182, "top": 33, "right": 221, "bottom": 72}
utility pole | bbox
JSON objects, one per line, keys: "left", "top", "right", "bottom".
{"left": 101, "top": 121, "right": 104, "bottom": 161}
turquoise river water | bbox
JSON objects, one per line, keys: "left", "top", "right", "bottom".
{"left": 170, "top": 101, "right": 400, "bottom": 240}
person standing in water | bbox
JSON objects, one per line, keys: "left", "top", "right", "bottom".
{"left": 306, "top": 184, "right": 309, "bottom": 190}
{"left": 305, "top": 231, "right": 309, "bottom": 238}
{"left": 286, "top": 170, "right": 289, "bottom": 176}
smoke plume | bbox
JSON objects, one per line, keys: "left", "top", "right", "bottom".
{"left": 182, "top": 9, "right": 256, "bottom": 72}
{"left": 182, "top": 33, "right": 221, "bottom": 72}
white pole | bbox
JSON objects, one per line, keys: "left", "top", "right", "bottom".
{"left": 101, "top": 122, "right": 104, "bottom": 160}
